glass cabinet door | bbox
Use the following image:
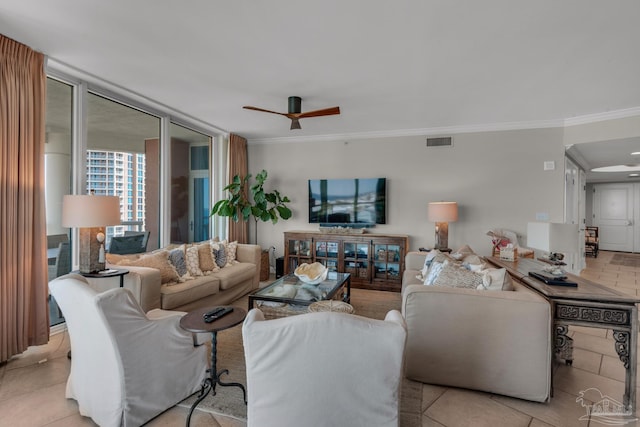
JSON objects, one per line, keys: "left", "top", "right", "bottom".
{"left": 343, "top": 242, "right": 369, "bottom": 279}
{"left": 315, "top": 239, "right": 339, "bottom": 271}
{"left": 287, "top": 238, "right": 312, "bottom": 272}
{"left": 373, "top": 243, "right": 401, "bottom": 280}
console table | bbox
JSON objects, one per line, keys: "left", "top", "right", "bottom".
{"left": 487, "top": 256, "right": 639, "bottom": 413}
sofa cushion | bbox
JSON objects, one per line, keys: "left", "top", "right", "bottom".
{"left": 106, "top": 253, "right": 141, "bottom": 265}
{"left": 432, "top": 260, "right": 483, "bottom": 289}
{"left": 220, "top": 240, "right": 239, "bottom": 265}
{"left": 168, "top": 246, "right": 188, "bottom": 277}
{"left": 185, "top": 245, "right": 204, "bottom": 276}
{"left": 478, "top": 268, "right": 514, "bottom": 291}
{"left": 423, "top": 261, "right": 445, "bottom": 286}
{"left": 214, "top": 262, "right": 257, "bottom": 290}
{"left": 211, "top": 243, "right": 227, "bottom": 268}
{"left": 198, "top": 242, "right": 218, "bottom": 272}
{"left": 160, "top": 276, "right": 221, "bottom": 310}
{"left": 127, "top": 250, "right": 180, "bottom": 284}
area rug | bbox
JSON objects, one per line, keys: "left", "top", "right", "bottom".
{"left": 177, "top": 288, "right": 422, "bottom": 422}
{"left": 610, "top": 253, "right": 640, "bottom": 267}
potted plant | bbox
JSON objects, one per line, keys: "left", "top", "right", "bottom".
{"left": 211, "top": 170, "right": 292, "bottom": 278}
{"left": 211, "top": 170, "right": 291, "bottom": 232}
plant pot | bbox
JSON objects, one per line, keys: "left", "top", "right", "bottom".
{"left": 260, "top": 250, "right": 270, "bottom": 281}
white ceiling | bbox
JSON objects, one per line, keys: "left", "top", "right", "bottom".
{"left": 2, "top": 0, "right": 640, "bottom": 181}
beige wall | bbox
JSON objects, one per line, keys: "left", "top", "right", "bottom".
{"left": 247, "top": 127, "right": 567, "bottom": 258}
{"left": 563, "top": 115, "right": 640, "bottom": 145}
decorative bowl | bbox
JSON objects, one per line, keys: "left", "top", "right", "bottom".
{"left": 294, "top": 262, "right": 328, "bottom": 285}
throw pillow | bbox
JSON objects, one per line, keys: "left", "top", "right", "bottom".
{"left": 423, "top": 261, "right": 445, "bottom": 286}
{"left": 226, "top": 240, "right": 239, "bottom": 264}
{"left": 462, "top": 254, "right": 485, "bottom": 272}
{"left": 211, "top": 243, "right": 227, "bottom": 268}
{"left": 185, "top": 245, "right": 204, "bottom": 276}
{"left": 451, "top": 244, "right": 475, "bottom": 261}
{"left": 478, "top": 268, "right": 515, "bottom": 291}
{"left": 106, "top": 253, "right": 141, "bottom": 265}
{"left": 168, "top": 245, "right": 189, "bottom": 278}
{"left": 419, "top": 250, "right": 439, "bottom": 278}
{"left": 218, "top": 240, "right": 239, "bottom": 266}
{"left": 127, "top": 250, "right": 180, "bottom": 284}
{"left": 432, "top": 260, "right": 483, "bottom": 289}
{"left": 198, "top": 242, "right": 218, "bottom": 272}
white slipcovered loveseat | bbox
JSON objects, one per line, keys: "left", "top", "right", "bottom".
{"left": 401, "top": 250, "right": 552, "bottom": 402}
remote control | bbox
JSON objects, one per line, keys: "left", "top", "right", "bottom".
{"left": 203, "top": 307, "right": 234, "bottom": 323}
{"left": 203, "top": 307, "right": 225, "bottom": 319}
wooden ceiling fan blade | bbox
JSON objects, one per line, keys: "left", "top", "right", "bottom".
{"left": 298, "top": 106, "right": 341, "bottom": 118}
{"left": 243, "top": 106, "right": 288, "bottom": 116}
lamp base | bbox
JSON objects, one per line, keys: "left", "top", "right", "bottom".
{"left": 78, "top": 227, "right": 104, "bottom": 273}
{"left": 434, "top": 221, "right": 449, "bottom": 251}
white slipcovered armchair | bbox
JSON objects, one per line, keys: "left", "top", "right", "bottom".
{"left": 49, "top": 274, "right": 209, "bottom": 427}
{"left": 242, "top": 309, "right": 407, "bottom": 427}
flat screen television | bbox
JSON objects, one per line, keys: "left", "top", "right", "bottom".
{"left": 308, "top": 178, "right": 386, "bottom": 227}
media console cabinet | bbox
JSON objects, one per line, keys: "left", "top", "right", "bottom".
{"left": 283, "top": 230, "right": 409, "bottom": 292}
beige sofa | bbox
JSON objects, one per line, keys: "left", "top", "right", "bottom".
{"left": 89, "top": 243, "right": 261, "bottom": 312}
{"left": 401, "top": 251, "right": 552, "bottom": 402}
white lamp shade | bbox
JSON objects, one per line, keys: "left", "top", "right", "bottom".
{"left": 62, "top": 195, "right": 121, "bottom": 228}
{"left": 428, "top": 202, "right": 458, "bottom": 222}
{"left": 527, "top": 222, "right": 579, "bottom": 253}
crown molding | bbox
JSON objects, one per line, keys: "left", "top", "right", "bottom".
{"left": 248, "top": 118, "right": 565, "bottom": 145}
{"left": 249, "top": 107, "right": 640, "bottom": 145}
{"left": 563, "top": 106, "right": 640, "bottom": 127}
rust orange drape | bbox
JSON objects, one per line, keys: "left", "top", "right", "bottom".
{"left": 0, "top": 35, "right": 49, "bottom": 362}
{"left": 227, "top": 133, "right": 248, "bottom": 243}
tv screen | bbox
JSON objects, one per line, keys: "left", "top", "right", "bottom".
{"left": 308, "top": 178, "right": 386, "bottom": 226}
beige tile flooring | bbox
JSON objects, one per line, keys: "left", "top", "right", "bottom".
{"left": 2, "top": 251, "right": 640, "bottom": 427}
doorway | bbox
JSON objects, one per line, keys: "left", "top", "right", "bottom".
{"left": 592, "top": 183, "right": 638, "bottom": 252}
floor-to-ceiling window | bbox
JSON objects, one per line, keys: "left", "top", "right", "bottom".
{"left": 44, "top": 77, "right": 73, "bottom": 326}
{"left": 44, "top": 68, "right": 221, "bottom": 331}
{"left": 170, "top": 123, "right": 212, "bottom": 244}
{"left": 86, "top": 93, "right": 161, "bottom": 250}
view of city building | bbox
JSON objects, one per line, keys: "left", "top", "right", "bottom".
{"left": 86, "top": 149, "right": 145, "bottom": 240}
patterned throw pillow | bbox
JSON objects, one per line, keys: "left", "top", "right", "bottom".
{"left": 185, "top": 245, "right": 204, "bottom": 276}
{"left": 211, "top": 243, "right": 227, "bottom": 268}
{"left": 423, "top": 261, "right": 445, "bottom": 286}
{"left": 432, "top": 260, "right": 483, "bottom": 289}
{"left": 198, "top": 242, "right": 218, "bottom": 272}
{"left": 127, "top": 250, "right": 180, "bottom": 284}
{"left": 225, "top": 241, "right": 238, "bottom": 264}
{"left": 168, "top": 245, "right": 188, "bottom": 278}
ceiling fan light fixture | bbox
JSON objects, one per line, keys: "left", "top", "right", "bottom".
{"left": 243, "top": 96, "right": 339, "bottom": 131}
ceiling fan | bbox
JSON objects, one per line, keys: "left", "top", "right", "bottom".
{"left": 243, "top": 96, "right": 340, "bottom": 130}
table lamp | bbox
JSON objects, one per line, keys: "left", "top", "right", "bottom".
{"left": 526, "top": 222, "right": 579, "bottom": 263}
{"left": 62, "top": 195, "right": 121, "bottom": 273}
{"left": 428, "top": 202, "right": 458, "bottom": 250}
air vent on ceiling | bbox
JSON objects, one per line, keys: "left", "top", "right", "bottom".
{"left": 426, "top": 137, "right": 453, "bottom": 147}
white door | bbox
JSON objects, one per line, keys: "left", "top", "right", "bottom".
{"left": 593, "top": 183, "right": 634, "bottom": 252}
{"left": 564, "top": 157, "right": 585, "bottom": 273}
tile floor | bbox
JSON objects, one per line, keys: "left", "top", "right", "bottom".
{"left": 2, "top": 251, "right": 640, "bottom": 427}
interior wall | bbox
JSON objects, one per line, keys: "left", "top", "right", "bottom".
{"left": 247, "top": 128, "right": 566, "bottom": 258}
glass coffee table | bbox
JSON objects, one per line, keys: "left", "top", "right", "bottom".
{"left": 248, "top": 272, "right": 351, "bottom": 318}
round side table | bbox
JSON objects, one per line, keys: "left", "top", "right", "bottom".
{"left": 179, "top": 306, "right": 247, "bottom": 427}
